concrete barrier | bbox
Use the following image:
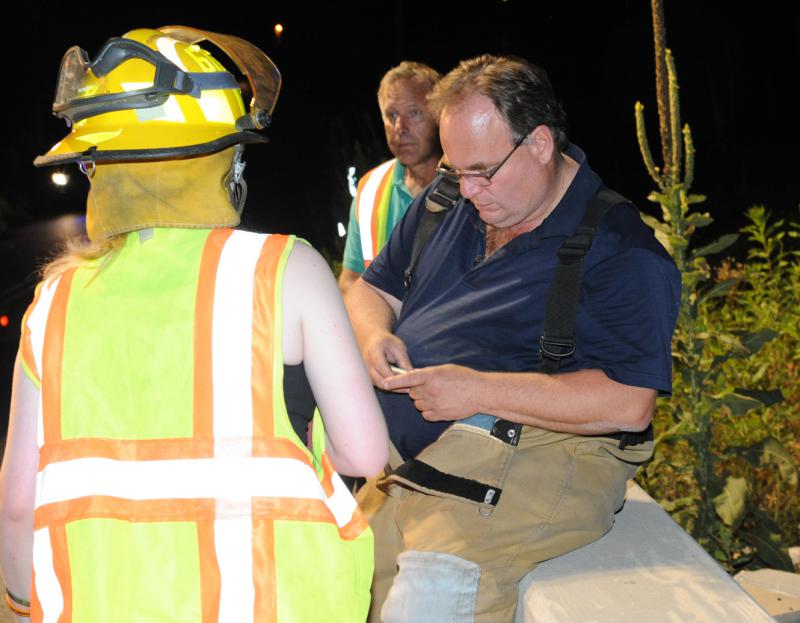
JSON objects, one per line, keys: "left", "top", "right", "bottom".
{"left": 516, "top": 481, "right": 776, "bottom": 622}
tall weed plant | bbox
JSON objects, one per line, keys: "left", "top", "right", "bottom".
{"left": 634, "top": 0, "right": 798, "bottom": 572}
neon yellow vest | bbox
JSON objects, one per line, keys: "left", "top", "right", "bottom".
{"left": 22, "top": 229, "right": 373, "bottom": 622}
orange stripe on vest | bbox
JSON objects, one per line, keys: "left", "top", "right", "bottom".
{"left": 195, "top": 228, "right": 233, "bottom": 448}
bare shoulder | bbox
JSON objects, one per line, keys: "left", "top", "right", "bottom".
{"left": 281, "top": 239, "right": 359, "bottom": 345}
{"left": 283, "top": 240, "right": 335, "bottom": 288}
{"left": 281, "top": 239, "right": 344, "bottom": 329}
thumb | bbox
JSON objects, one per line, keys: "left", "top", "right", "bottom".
{"left": 387, "top": 339, "right": 413, "bottom": 371}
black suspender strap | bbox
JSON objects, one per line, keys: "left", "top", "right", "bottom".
{"left": 403, "top": 174, "right": 461, "bottom": 289}
{"left": 538, "top": 187, "right": 652, "bottom": 449}
{"left": 538, "top": 188, "right": 627, "bottom": 373}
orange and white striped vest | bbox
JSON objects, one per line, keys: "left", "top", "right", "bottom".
{"left": 355, "top": 158, "right": 397, "bottom": 268}
{"left": 20, "top": 228, "right": 372, "bottom": 622}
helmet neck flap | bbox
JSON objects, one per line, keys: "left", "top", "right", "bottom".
{"left": 85, "top": 146, "right": 244, "bottom": 242}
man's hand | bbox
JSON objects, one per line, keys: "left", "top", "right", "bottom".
{"left": 363, "top": 331, "right": 413, "bottom": 386}
{"left": 380, "top": 364, "right": 481, "bottom": 421}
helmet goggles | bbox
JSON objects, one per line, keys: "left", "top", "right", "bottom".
{"left": 54, "top": 39, "right": 238, "bottom": 125}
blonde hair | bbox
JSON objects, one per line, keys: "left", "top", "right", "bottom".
{"left": 377, "top": 61, "right": 440, "bottom": 104}
{"left": 42, "top": 234, "right": 128, "bottom": 281}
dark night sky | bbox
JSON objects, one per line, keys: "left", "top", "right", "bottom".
{"left": 2, "top": 2, "right": 797, "bottom": 253}
{"left": 0, "top": 2, "right": 797, "bottom": 417}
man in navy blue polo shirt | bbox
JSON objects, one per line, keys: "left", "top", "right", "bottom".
{"left": 346, "top": 55, "right": 680, "bottom": 623}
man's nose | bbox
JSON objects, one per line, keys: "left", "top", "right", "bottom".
{"left": 394, "top": 116, "right": 409, "bottom": 134}
{"left": 459, "top": 176, "right": 481, "bottom": 199}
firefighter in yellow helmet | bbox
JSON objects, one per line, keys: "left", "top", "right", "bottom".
{"left": 0, "top": 26, "right": 387, "bottom": 623}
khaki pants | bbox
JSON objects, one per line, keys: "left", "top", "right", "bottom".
{"left": 358, "top": 426, "right": 649, "bottom": 623}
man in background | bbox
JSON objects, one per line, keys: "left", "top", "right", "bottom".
{"left": 338, "top": 62, "right": 441, "bottom": 294}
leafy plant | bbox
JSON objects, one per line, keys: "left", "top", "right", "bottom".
{"left": 633, "top": 0, "right": 797, "bottom": 572}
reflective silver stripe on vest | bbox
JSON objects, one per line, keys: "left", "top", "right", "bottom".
{"left": 214, "top": 230, "right": 268, "bottom": 620}
{"left": 35, "top": 456, "right": 343, "bottom": 513}
{"left": 212, "top": 230, "right": 266, "bottom": 456}
{"left": 33, "top": 528, "right": 61, "bottom": 623}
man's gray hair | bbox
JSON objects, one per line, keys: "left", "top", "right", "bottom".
{"left": 378, "top": 61, "right": 441, "bottom": 103}
{"left": 427, "top": 55, "right": 568, "bottom": 152}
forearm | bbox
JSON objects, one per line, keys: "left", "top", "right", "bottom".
{"left": 343, "top": 279, "right": 413, "bottom": 384}
{"left": 324, "top": 429, "right": 388, "bottom": 478}
{"left": 337, "top": 267, "right": 361, "bottom": 297}
{"left": 388, "top": 364, "right": 656, "bottom": 433}
{"left": 473, "top": 368, "right": 655, "bottom": 434}
{"left": 344, "top": 278, "right": 398, "bottom": 347}
{"left": 0, "top": 361, "right": 38, "bottom": 609}
{"left": 0, "top": 510, "right": 33, "bottom": 605}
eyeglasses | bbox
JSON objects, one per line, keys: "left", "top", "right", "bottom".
{"left": 436, "top": 131, "right": 530, "bottom": 187}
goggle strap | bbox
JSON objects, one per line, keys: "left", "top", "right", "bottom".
{"left": 91, "top": 38, "right": 167, "bottom": 77}
{"left": 158, "top": 26, "right": 281, "bottom": 117}
{"left": 186, "top": 71, "right": 240, "bottom": 94}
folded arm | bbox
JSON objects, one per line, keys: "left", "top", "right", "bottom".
{"left": 381, "top": 364, "right": 655, "bottom": 434}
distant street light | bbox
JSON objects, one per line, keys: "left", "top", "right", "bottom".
{"left": 337, "top": 222, "right": 346, "bottom": 238}
{"left": 52, "top": 172, "right": 68, "bottom": 187}
{"left": 274, "top": 24, "right": 284, "bottom": 41}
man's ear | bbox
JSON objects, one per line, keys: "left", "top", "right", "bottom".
{"left": 529, "top": 124, "right": 556, "bottom": 165}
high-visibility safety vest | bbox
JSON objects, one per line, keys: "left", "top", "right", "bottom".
{"left": 355, "top": 158, "right": 397, "bottom": 268}
{"left": 20, "top": 228, "right": 373, "bottom": 623}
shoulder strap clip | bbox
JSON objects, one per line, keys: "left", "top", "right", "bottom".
{"left": 404, "top": 174, "right": 462, "bottom": 289}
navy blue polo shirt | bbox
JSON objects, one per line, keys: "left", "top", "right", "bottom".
{"left": 364, "top": 145, "right": 680, "bottom": 460}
